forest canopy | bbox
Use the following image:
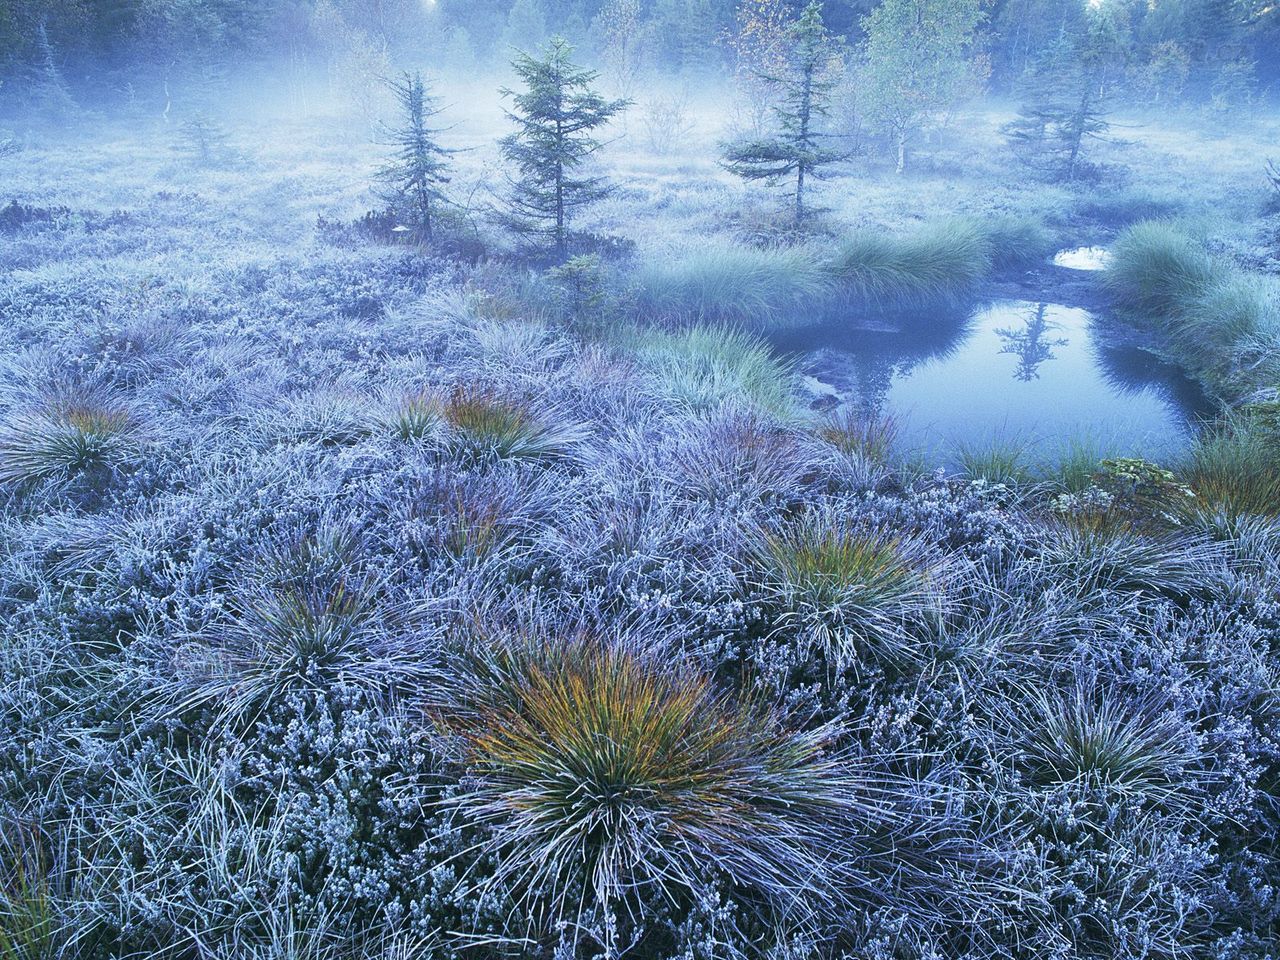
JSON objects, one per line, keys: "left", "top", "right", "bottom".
{"left": 1, "top": 0, "right": 1277, "bottom": 102}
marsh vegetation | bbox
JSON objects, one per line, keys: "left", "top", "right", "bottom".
{"left": 1, "top": 2, "right": 1279, "bottom": 959}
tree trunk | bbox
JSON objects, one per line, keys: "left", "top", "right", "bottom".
{"left": 795, "top": 66, "right": 812, "bottom": 226}
{"left": 896, "top": 128, "right": 907, "bottom": 175}
{"left": 555, "top": 112, "right": 565, "bottom": 259}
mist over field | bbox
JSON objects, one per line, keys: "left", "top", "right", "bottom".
{"left": 1, "top": 2, "right": 1280, "bottom": 959}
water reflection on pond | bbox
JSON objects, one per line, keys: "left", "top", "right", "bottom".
{"left": 773, "top": 300, "right": 1213, "bottom": 463}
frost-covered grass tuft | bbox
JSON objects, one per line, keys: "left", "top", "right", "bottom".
{"left": 1037, "top": 520, "right": 1222, "bottom": 599}
{"left": 1016, "top": 683, "right": 1199, "bottom": 799}
{"left": 384, "top": 390, "right": 443, "bottom": 441}
{"left": 955, "top": 434, "right": 1033, "bottom": 486}
{"left": 0, "top": 384, "right": 140, "bottom": 486}
{"left": 442, "top": 388, "right": 582, "bottom": 462}
{"left": 442, "top": 633, "right": 869, "bottom": 925}
{"left": 753, "top": 510, "right": 944, "bottom": 664}
{"left": 1180, "top": 409, "right": 1280, "bottom": 518}
{"left": 1104, "top": 221, "right": 1218, "bottom": 317}
{"left": 816, "top": 409, "right": 899, "bottom": 465}
{"left": 628, "top": 324, "right": 796, "bottom": 417}
{"left": 0, "top": 822, "right": 61, "bottom": 960}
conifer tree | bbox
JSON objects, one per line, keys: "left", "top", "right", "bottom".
{"left": 376, "top": 72, "right": 456, "bottom": 243}
{"left": 1003, "top": 13, "right": 1117, "bottom": 181}
{"left": 720, "top": 1, "right": 844, "bottom": 225}
{"left": 499, "top": 37, "right": 629, "bottom": 259}
{"left": 173, "top": 114, "right": 231, "bottom": 166}
{"left": 29, "top": 20, "right": 76, "bottom": 118}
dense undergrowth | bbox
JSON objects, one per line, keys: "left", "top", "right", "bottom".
{"left": 2, "top": 103, "right": 1280, "bottom": 960}
{"left": 1, "top": 186, "right": 1279, "bottom": 960}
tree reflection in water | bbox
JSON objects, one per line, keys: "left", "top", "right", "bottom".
{"left": 768, "top": 301, "right": 1214, "bottom": 459}
{"left": 995, "top": 303, "right": 1069, "bottom": 381}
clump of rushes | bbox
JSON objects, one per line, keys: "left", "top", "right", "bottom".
{"left": 628, "top": 325, "right": 796, "bottom": 418}
{"left": 668, "top": 407, "right": 809, "bottom": 503}
{"left": 182, "top": 529, "right": 428, "bottom": 722}
{"left": 1179, "top": 409, "right": 1280, "bottom": 519}
{"left": 403, "top": 467, "right": 543, "bottom": 561}
{"left": 828, "top": 219, "right": 993, "bottom": 307}
{"left": 955, "top": 435, "right": 1032, "bottom": 486}
{"left": 1039, "top": 438, "right": 1103, "bottom": 493}
{"left": 0, "top": 386, "right": 139, "bottom": 486}
{"left": 1104, "top": 221, "right": 1280, "bottom": 395}
{"left": 981, "top": 213, "right": 1056, "bottom": 271}
{"left": 818, "top": 409, "right": 899, "bottom": 465}
{"left": 442, "top": 634, "right": 867, "bottom": 933}
{"left": 385, "top": 390, "right": 443, "bottom": 441}
{"left": 0, "top": 823, "right": 60, "bottom": 960}
{"left": 1037, "top": 519, "right": 1221, "bottom": 600}
{"left": 754, "top": 511, "right": 943, "bottom": 665}
{"left": 201, "top": 578, "right": 385, "bottom": 721}
{"left": 1015, "top": 683, "right": 1199, "bottom": 803}
{"left": 633, "top": 245, "right": 833, "bottom": 330}
{"left": 266, "top": 387, "right": 373, "bottom": 447}
{"left": 442, "top": 388, "right": 581, "bottom": 462}
{"left": 1103, "top": 222, "right": 1217, "bottom": 317}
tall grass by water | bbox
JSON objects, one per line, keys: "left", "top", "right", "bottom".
{"left": 634, "top": 216, "right": 1051, "bottom": 330}
{"left": 829, "top": 219, "right": 993, "bottom": 307}
{"left": 1180, "top": 409, "right": 1280, "bottom": 518}
{"left": 632, "top": 245, "right": 833, "bottom": 330}
{"left": 625, "top": 324, "right": 797, "bottom": 417}
{"left": 1104, "top": 221, "right": 1280, "bottom": 398}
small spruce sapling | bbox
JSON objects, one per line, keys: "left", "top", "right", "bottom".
{"left": 173, "top": 114, "right": 231, "bottom": 166}
{"left": 548, "top": 253, "right": 607, "bottom": 328}
{"left": 376, "top": 72, "right": 457, "bottom": 244}
{"left": 500, "top": 37, "right": 630, "bottom": 259}
{"left": 720, "top": 1, "right": 845, "bottom": 225}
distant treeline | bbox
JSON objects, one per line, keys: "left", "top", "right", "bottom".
{"left": 1, "top": 0, "right": 1277, "bottom": 100}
